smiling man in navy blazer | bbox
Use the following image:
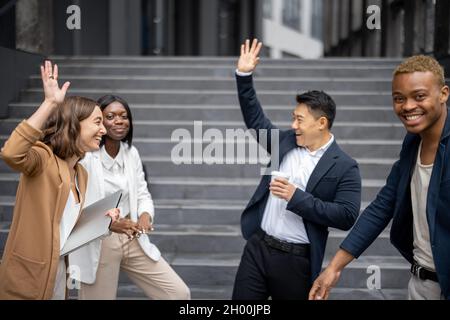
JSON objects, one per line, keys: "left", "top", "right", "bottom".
{"left": 231, "top": 39, "right": 362, "bottom": 300}
{"left": 310, "top": 56, "right": 450, "bottom": 300}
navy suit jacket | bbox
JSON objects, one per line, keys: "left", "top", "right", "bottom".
{"left": 236, "top": 74, "right": 362, "bottom": 281}
{"left": 341, "top": 108, "right": 450, "bottom": 299}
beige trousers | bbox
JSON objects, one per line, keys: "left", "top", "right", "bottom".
{"left": 79, "top": 233, "right": 190, "bottom": 300}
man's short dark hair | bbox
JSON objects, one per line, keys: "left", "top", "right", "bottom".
{"left": 296, "top": 90, "right": 336, "bottom": 129}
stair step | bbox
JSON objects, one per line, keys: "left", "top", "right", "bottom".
{"left": 70, "top": 285, "right": 408, "bottom": 300}
{"left": 19, "top": 88, "right": 392, "bottom": 106}
{"left": 0, "top": 136, "right": 402, "bottom": 159}
{"left": 0, "top": 197, "right": 380, "bottom": 225}
{"left": 0, "top": 222, "right": 399, "bottom": 257}
{"left": 135, "top": 139, "right": 404, "bottom": 159}
{"left": 7, "top": 103, "right": 400, "bottom": 124}
{"left": 140, "top": 158, "right": 393, "bottom": 180}
{"left": 0, "top": 196, "right": 248, "bottom": 224}
{"left": 111, "top": 253, "right": 410, "bottom": 289}
{"left": 28, "top": 76, "right": 394, "bottom": 91}
{"left": 0, "top": 173, "right": 386, "bottom": 202}
{"left": 327, "top": 288, "right": 408, "bottom": 300}
{"left": 9, "top": 101, "right": 398, "bottom": 123}
{"left": 142, "top": 157, "right": 394, "bottom": 180}
{"left": 147, "top": 177, "right": 384, "bottom": 203}
{"left": 0, "top": 155, "right": 394, "bottom": 181}
{"left": 68, "top": 284, "right": 235, "bottom": 300}
{"left": 69, "top": 284, "right": 236, "bottom": 300}
{"left": 52, "top": 64, "right": 397, "bottom": 78}
{"left": 62, "top": 252, "right": 409, "bottom": 299}
{"left": 50, "top": 56, "right": 402, "bottom": 66}
{"left": 0, "top": 118, "right": 407, "bottom": 140}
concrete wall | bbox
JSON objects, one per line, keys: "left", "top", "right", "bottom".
{"left": 0, "top": 47, "right": 43, "bottom": 118}
{"left": 15, "top": 0, "right": 53, "bottom": 54}
{"left": 0, "top": 2, "right": 16, "bottom": 49}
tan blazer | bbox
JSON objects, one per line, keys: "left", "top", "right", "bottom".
{"left": 0, "top": 120, "right": 87, "bottom": 299}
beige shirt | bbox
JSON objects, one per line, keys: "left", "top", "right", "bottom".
{"left": 410, "top": 142, "right": 436, "bottom": 271}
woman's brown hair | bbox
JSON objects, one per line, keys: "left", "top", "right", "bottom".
{"left": 42, "top": 96, "right": 98, "bottom": 159}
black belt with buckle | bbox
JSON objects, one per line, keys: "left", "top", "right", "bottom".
{"left": 411, "top": 262, "right": 438, "bottom": 283}
{"left": 257, "top": 229, "right": 310, "bottom": 257}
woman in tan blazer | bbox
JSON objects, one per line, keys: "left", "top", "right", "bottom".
{"left": 0, "top": 61, "right": 118, "bottom": 299}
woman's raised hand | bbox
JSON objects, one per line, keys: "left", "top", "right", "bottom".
{"left": 40, "top": 60, "right": 70, "bottom": 106}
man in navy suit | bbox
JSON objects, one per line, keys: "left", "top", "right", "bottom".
{"left": 231, "top": 39, "right": 362, "bottom": 300}
{"left": 309, "top": 55, "right": 450, "bottom": 300}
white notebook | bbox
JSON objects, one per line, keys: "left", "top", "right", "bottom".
{"left": 60, "top": 191, "right": 122, "bottom": 256}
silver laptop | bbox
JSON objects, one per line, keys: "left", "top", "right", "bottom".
{"left": 60, "top": 191, "right": 122, "bottom": 256}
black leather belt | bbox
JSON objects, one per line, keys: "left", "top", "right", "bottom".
{"left": 257, "top": 229, "right": 310, "bottom": 257}
{"left": 411, "top": 262, "right": 438, "bottom": 283}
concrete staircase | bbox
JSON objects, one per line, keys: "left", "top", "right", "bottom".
{"left": 0, "top": 57, "right": 410, "bottom": 300}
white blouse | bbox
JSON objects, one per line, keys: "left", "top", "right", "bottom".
{"left": 100, "top": 145, "right": 130, "bottom": 218}
{"left": 53, "top": 176, "right": 82, "bottom": 300}
{"left": 60, "top": 178, "right": 82, "bottom": 251}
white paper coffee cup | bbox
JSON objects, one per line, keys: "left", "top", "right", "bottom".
{"left": 271, "top": 171, "right": 290, "bottom": 182}
{"left": 270, "top": 171, "right": 290, "bottom": 200}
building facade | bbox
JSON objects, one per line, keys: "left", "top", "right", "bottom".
{"left": 322, "top": 0, "right": 450, "bottom": 63}
{"left": 0, "top": 0, "right": 263, "bottom": 56}
{"left": 262, "top": 0, "right": 324, "bottom": 58}
{"left": 1, "top": 0, "right": 449, "bottom": 66}
{"left": 0, "top": 0, "right": 325, "bottom": 58}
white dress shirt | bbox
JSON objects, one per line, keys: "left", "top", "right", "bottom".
{"left": 261, "top": 135, "right": 335, "bottom": 244}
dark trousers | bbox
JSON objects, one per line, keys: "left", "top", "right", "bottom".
{"left": 232, "top": 230, "right": 312, "bottom": 300}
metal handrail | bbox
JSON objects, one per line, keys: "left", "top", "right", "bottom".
{"left": 0, "top": 0, "right": 17, "bottom": 17}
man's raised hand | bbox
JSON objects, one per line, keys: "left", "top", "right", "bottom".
{"left": 237, "top": 39, "right": 263, "bottom": 73}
